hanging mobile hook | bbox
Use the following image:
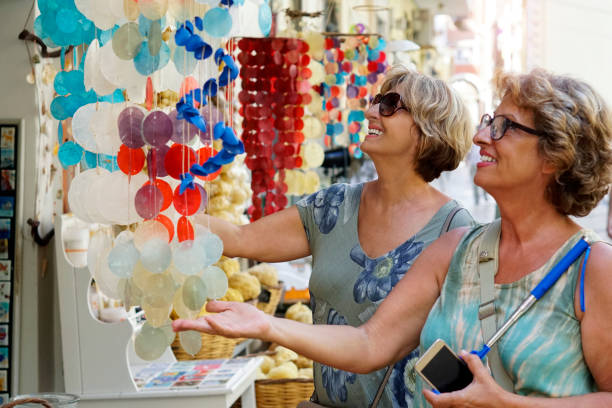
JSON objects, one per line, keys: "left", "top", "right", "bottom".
{"left": 26, "top": 218, "right": 54, "bottom": 247}
{"left": 18, "top": 29, "right": 73, "bottom": 58}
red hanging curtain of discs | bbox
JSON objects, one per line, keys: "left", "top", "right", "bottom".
{"left": 238, "top": 37, "right": 311, "bottom": 221}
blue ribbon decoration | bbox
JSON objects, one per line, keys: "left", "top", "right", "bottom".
{"left": 216, "top": 52, "right": 239, "bottom": 87}
{"left": 222, "top": 126, "right": 239, "bottom": 145}
{"left": 203, "top": 79, "right": 218, "bottom": 97}
{"left": 214, "top": 48, "right": 225, "bottom": 65}
{"left": 175, "top": 47, "right": 239, "bottom": 129}
{"left": 173, "top": 16, "right": 244, "bottom": 180}
{"left": 175, "top": 22, "right": 213, "bottom": 61}
{"left": 212, "top": 149, "right": 237, "bottom": 165}
{"left": 221, "top": 126, "right": 245, "bottom": 155}
{"left": 175, "top": 26, "right": 191, "bottom": 45}
{"left": 194, "top": 16, "right": 203, "bottom": 30}
{"left": 189, "top": 122, "right": 245, "bottom": 176}
{"left": 223, "top": 143, "right": 245, "bottom": 156}
{"left": 185, "top": 35, "right": 206, "bottom": 52}
{"left": 191, "top": 161, "right": 222, "bottom": 176}
{"left": 179, "top": 172, "right": 195, "bottom": 194}
{"left": 185, "top": 20, "right": 194, "bottom": 33}
{"left": 176, "top": 88, "right": 209, "bottom": 133}
{"left": 213, "top": 122, "right": 225, "bottom": 139}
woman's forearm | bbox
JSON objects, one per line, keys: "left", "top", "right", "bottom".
{"left": 196, "top": 252, "right": 443, "bottom": 374}
{"left": 193, "top": 213, "right": 245, "bottom": 257}
{"left": 264, "top": 315, "right": 389, "bottom": 374}
{"left": 195, "top": 301, "right": 394, "bottom": 373}
{"left": 193, "top": 207, "right": 311, "bottom": 262}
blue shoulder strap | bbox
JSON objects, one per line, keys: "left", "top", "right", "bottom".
{"left": 578, "top": 240, "right": 612, "bottom": 312}
{"left": 579, "top": 246, "right": 591, "bottom": 313}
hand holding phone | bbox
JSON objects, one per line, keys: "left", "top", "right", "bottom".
{"left": 415, "top": 339, "right": 473, "bottom": 393}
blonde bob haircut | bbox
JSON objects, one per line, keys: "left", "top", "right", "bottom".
{"left": 379, "top": 66, "right": 473, "bottom": 182}
{"left": 496, "top": 69, "right": 612, "bottom": 216}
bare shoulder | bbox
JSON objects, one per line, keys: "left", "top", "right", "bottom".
{"left": 431, "top": 225, "right": 473, "bottom": 256}
{"left": 439, "top": 225, "right": 473, "bottom": 243}
{"left": 414, "top": 226, "right": 473, "bottom": 286}
{"left": 580, "top": 241, "right": 612, "bottom": 390}
{"left": 584, "top": 241, "right": 612, "bottom": 288}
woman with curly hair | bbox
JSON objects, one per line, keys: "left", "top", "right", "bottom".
{"left": 191, "top": 66, "right": 475, "bottom": 407}
{"left": 176, "top": 68, "right": 612, "bottom": 407}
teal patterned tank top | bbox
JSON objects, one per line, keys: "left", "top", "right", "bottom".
{"left": 296, "top": 183, "right": 474, "bottom": 408}
{"left": 416, "top": 224, "right": 598, "bottom": 407}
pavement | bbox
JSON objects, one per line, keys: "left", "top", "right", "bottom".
{"left": 431, "top": 162, "right": 611, "bottom": 243}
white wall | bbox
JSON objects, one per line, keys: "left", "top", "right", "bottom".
{"left": 0, "top": 0, "right": 63, "bottom": 395}
{"left": 527, "top": 0, "right": 612, "bottom": 105}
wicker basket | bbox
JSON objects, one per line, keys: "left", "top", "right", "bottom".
{"left": 1, "top": 398, "right": 52, "bottom": 408}
{"left": 254, "top": 378, "right": 314, "bottom": 408}
{"left": 256, "top": 284, "right": 283, "bottom": 315}
{"left": 231, "top": 378, "right": 314, "bottom": 408}
{"left": 231, "top": 344, "right": 315, "bottom": 408}
{"left": 172, "top": 332, "right": 244, "bottom": 360}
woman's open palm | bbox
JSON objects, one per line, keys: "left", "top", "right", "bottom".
{"left": 172, "top": 300, "right": 272, "bottom": 340}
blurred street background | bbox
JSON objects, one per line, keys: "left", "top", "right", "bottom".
{"left": 432, "top": 163, "right": 611, "bottom": 242}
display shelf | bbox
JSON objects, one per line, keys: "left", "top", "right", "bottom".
{"left": 54, "top": 215, "right": 261, "bottom": 408}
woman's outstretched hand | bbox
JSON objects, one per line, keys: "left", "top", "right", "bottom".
{"left": 172, "top": 300, "right": 273, "bottom": 341}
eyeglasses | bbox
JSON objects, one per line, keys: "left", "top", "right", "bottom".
{"left": 370, "top": 92, "right": 409, "bottom": 117}
{"left": 478, "top": 113, "right": 545, "bottom": 141}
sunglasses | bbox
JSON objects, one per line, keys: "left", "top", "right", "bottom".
{"left": 370, "top": 92, "right": 409, "bottom": 117}
{"left": 478, "top": 113, "right": 545, "bottom": 141}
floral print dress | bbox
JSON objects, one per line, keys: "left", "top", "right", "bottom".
{"left": 296, "top": 183, "right": 474, "bottom": 408}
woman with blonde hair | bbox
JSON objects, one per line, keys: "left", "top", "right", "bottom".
{"left": 176, "top": 68, "right": 612, "bottom": 406}
{"left": 191, "top": 66, "right": 475, "bottom": 407}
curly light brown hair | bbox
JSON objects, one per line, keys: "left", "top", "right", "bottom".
{"left": 380, "top": 66, "right": 473, "bottom": 182}
{"left": 496, "top": 69, "right": 612, "bottom": 216}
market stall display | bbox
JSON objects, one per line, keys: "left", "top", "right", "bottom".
{"left": 312, "top": 27, "right": 388, "bottom": 157}
{"left": 33, "top": 6, "right": 278, "bottom": 407}
{"left": 32, "top": 0, "right": 266, "bottom": 364}
{"left": 31, "top": 1, "right": 400, "bottom": 407}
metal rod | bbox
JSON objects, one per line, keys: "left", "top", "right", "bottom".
{"left": 485, "top": 295, "right": 536, "bottom": 349}
{"left": 474, "top": 238, "right": 589, "bottom": 359}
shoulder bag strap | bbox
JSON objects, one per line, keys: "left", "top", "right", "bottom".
{"left": 305, "top": 364, "right": 393, "bottom": 408}
{"left": 370, "top": 205, "right": 466, "bottom": 407}
{"left": 477, "top": 219, "right": 514, "bottom": 392}
{"left": 370, "top": 205, "right": 468, "bottom": 406}
{"left": 440, "top": 205, "right": 464, "bottom": 236}
{"left": 369, "top": 365, "right": 393, "bottom": 408}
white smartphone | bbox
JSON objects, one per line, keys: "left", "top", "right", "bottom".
{"left": 415, "top": 339, "right": 473, "bottom": 393}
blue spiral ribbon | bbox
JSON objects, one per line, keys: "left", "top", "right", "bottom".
{"left": 179, "top": 172, "right": 195, "bottom": 194}
{"left": 175, "top": 22, "right": 213, "bottom": 61}
{"left": 214, "top": 48, "right": 239, "bottom": 86}
{"left": 176, "top": 88, "right": 208, "bottom": 133}
{"left": 190, "top": 123, "right": 245, "bottom": 176}
{"left": 174, "top": 48, "right": 238, "bottom": 133}
{"left": 174, "top": 16, "right": 243, "bottom": 181}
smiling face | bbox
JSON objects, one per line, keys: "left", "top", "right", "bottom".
{"left": 473, "top": 96, "right": 555, "bottom": 193}
{"left": 361, "top": 89, "right": 420, "bottom": 163}
{"left": 357, "top": 67, "right": 473, "bottom": 182}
